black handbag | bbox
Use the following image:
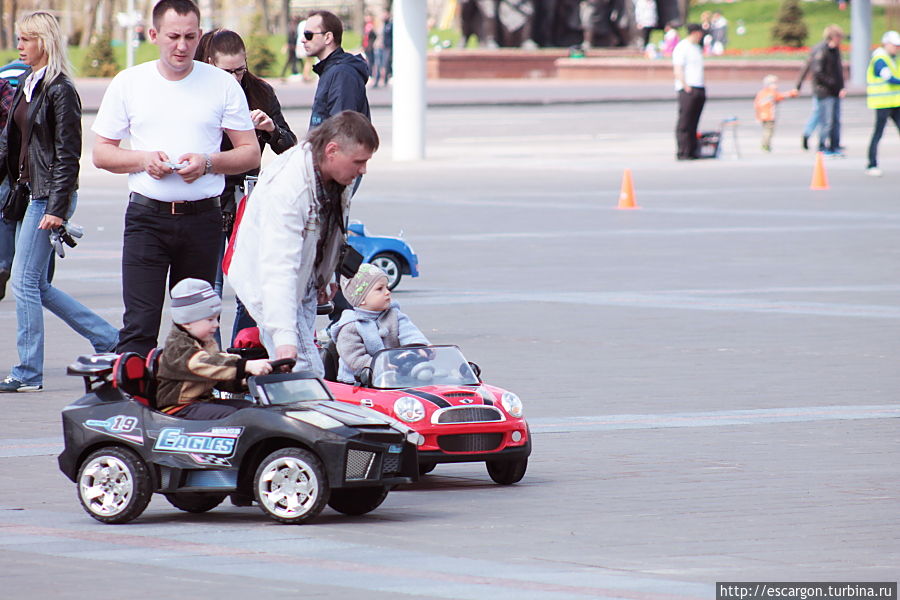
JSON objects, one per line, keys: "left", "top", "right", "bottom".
{"left": 338, "top": 242, "right": 363, "bottom": 279}
{"left": 1, "top": 180, "right": 30, "bottom": 222}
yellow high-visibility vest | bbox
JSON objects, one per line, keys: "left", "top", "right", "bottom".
{"left": 866, "top": 48, "right": 900, "bottom": 109}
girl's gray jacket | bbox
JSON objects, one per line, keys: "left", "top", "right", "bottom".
{"left": 330, "top": 302, "right": 429, "bottom": 384}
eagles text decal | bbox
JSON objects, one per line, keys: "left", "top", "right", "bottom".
{"left": 153, "top": 427, "right": 243, "bottom": 466}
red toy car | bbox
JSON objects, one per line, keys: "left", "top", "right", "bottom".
{"left": 325, "top": 345, "right": 531, "bottom": 484}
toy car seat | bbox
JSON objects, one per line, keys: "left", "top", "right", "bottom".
{"left": 143, "top": 348, "right": 163, "bottom": 407}
{"left": 320, "top": 338, "right": 339, "bottom": 382}
{"left": 112, "top": 352, "right": 152, "bottom": 407}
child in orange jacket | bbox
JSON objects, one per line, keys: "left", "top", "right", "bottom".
{"left": 754, "top": 74, "right": 798, "bottom": 152}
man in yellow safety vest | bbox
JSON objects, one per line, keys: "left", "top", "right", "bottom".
{"left": 865, "top": 30, "right": 900, "bottom": 176}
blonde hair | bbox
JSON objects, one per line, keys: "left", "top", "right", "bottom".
{"left": 823, "top": 24, "right": 844, "bottom": 41}
{"left": 17, "top": 11, "right": 72, "bottom": 83}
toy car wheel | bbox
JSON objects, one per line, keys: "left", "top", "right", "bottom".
{"left": 253, "top": 447, "right": 329, "bottom": 524}
{"left": 486, "top": 458, "right": 528, "bottom": 485}
{"left": 164, "top": 492, "right": 228, "bottom": 513}
{"left": 418, "top": 462, "right": 436, "bottom": 476}
{"left": 371, "top": 253, "right": 402, "bottom": 290}
{"left": 77, "top": 447, "right": 153, "bottom": 524}
{"left": 327, "top": 486, "right": 389, "bottom": 516}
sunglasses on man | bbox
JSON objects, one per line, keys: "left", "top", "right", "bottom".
{"left": 303, "top": 30, "right": 327, "bottom": 41}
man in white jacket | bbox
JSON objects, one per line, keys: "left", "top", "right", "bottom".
{"left": 226, "top": 111, "right": 378, "bottom": 376}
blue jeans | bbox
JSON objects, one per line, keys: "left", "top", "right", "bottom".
{"left": 802, "top": 97, "right": 821, "bottom": 138}
{"left": 260, "top": 283, "right": 322, "bottom": 377}
{"left": 0, "top": 178, "right": 15, "bottom": 272}
{"left": 10, "top": 195, "right": 119, "bottom": 385}
{"left": 818, "top": 96, "right": 841, "bottom": 152}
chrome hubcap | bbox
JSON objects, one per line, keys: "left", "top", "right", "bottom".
{"left": 258, "top": 457, "right": 318, "bottom": 518}
{"left": 79, "top": 456, "right": 133, "bottom": 516}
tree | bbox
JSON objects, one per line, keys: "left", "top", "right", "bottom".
{"left": 771, "top": 0, "right": 808, "bottom": 48}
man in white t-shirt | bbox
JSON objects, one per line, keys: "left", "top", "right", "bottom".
{"left": 92, "top": 0, "right": 260, "bottom": 354}
{"left": 672, "top": 23, "right": 706, "bottom": 160}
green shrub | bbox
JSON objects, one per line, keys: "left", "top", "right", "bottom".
{"left": 82, "top": 35, "right": 119, "bottom": 77}
{"left": 246, "top": 14, "right": 277, "bottom": 77}
{"left": 771, "top": 0, "right": 808, "bottom": 48}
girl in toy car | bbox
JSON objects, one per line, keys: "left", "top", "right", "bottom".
{"left": 329, "top": 264, "right": 429, "bottom": 384}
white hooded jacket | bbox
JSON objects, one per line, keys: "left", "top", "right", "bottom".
{"left": 226, "top": 142, "right": 350, "bottom": 349}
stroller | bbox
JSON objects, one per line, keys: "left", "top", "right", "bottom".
{"left": 696, "top": 117, "right": 740, "bottom": 159}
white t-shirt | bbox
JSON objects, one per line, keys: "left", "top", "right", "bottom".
{"left": 92, "top": 60, "right": 254, "bottom": 201}
{"left": 672, "top": 39, "right": 704, "bottom": 91}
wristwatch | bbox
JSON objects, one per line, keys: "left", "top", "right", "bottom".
{"left": 203, "top": 154, "right": 213, "bottom": 175}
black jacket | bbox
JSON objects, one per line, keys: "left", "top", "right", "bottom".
{"left": 221, "top": 76, "right": 297, "bottom": 215}
{"left": 0, "top": 69, "right": 81, "bottom": 219}
{"left": 309, "top": 48, "right": 370, "bottom": 130}
{"left": 797, "top": 41, "right": 844, "bottom": 99}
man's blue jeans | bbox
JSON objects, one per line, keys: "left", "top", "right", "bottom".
{"left": 0, "top": 178, "right": 15, "bottom": 273}
{"left": 10, "top": 194, "right": 118, "bottom": 385}
{"left": 802, "top": 96, "right": 821, "bottom": 139}
{"left": 818, "top": 96, "right": 841, "bottom": 152}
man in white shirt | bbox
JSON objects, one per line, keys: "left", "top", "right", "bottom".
{"left": 673, "top": 23, "right": 705, "bottom": 160}
{"left": 92, "top": 0, "right": 260, "bottom": 354}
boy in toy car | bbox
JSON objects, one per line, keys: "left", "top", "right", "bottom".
{"left": 330, "top": 264, "right": 429, "bottom": 384}
{"left": 157, "top": 279, "right": 272, "bottom": 419}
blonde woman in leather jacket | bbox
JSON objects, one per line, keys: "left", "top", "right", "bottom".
{"left": 0, "top": 12, "right": 117, "bottom": 393}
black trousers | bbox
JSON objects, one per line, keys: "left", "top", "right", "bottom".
{"left": 676, "top": 87, "right": 706, "bottom": 159}
{"left": 118, "top": 201, "right": 222, "bottom": 354}
{"left": 867, "top": 106, "right": 900, "bottom": 168}
{"left": 177, "top": 398, "right": 252, "bottom": 420}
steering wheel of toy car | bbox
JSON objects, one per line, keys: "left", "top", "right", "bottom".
{"left": 268, "top": 358, "right": 296, "bottom": 372}
{"left": 409, "top": 361, "right": 434, "bottom": 382}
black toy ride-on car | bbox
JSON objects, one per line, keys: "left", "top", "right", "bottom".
{"left": 58, "top": 353, "right": 419, "bottom": 525}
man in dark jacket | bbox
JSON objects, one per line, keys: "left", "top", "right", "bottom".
{"left": 795, "top": 25, "right": 846, "bottom": 156}
{"left": 302, "top": 10, "right": 371, "bottom": 130}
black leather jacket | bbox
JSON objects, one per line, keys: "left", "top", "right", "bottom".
{"left": 0, "top": 69, "right": 81, "bottom": 219}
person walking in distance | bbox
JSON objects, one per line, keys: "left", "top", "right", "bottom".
{"left": 0, "top": 11, "right": 119, "bottom": 393}
{"left": 92, "top": 0, "right": 260, "bottom": 356}
{"left": 794, "top": 25, "right": 846, "bottom": 157}
{"left": 865, "top": 31, "right": 900, "bottom": 177}
{"left": 673, "top": 24, "right": 705, "bottom": 160}
{"left": 301, "top": 10, "right": 371, "bottom": 130}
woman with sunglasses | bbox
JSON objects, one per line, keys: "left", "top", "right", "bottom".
{"left": 0, "top": 12, "right": 118, "bottom": 392}
{"left": 195, "top": 29, "right": 297, "bottom": 344}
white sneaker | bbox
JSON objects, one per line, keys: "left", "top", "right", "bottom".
{"left": 866, "top": 167, "right": 883, "bottom": 177}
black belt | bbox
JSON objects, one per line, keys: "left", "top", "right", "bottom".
{"left": 129, "top": 192, "right": 221, "bottom": 215}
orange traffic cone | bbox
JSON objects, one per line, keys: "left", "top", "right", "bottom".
{"left": 810, "top": 152, "right": 829, "bottom": 190}
{"left": 617, "top": 169, "right": 639, "bottom": 209}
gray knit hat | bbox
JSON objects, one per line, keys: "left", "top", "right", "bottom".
{"left": 170, "top": 278, "right": 221, "bottom": 324}
{"left": 341, "top": 263, "right": 388, "bottom": 308}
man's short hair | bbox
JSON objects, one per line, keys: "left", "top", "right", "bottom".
{"left": 309, "top": 10, "right": 343, "bottom": 46}
{"left": 686, "top": 23, "right": 702, "bottom": 35}
{"left": 823, "top": 24, "right": 843, "bottom": 41}
{"left": 152, "top": 0, "right": 200, "bottom": 29}
{"left": 307, "top": 111, "right": 379, "bottom": 161}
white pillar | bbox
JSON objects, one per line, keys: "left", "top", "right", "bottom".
{"left": 392, "top": 0, "right": 427, "bottom": 161}
{"left": 850, "top": 0, "right": 871, "bottom": 86}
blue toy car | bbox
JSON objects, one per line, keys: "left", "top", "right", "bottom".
{"left": 346, "top": 221, "right": 419, "bottom": 290}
